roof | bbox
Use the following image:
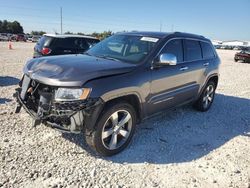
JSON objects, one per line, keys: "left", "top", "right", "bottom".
{"left": 116, "top": 31, "right": 208, "bottom": 40}
{"left": 43, "top": 34, "right": 98, "bottom": 40}
{"left": 117, "top": 31, "right": 170, "bottom": 38}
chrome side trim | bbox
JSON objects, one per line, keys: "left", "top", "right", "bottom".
{"left": 153, "top": 97, "right": 174, "bottom": 104}
{"left": 149, "top": 83, "right": 197, "bottom": 103}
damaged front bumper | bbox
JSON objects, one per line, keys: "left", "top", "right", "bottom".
{"left": 13, "top": 85, "right": 104, "bottom": 133}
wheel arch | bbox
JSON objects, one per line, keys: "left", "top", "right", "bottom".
{"left": 207, "top": 74, "right": 219, "bottom": 89}
{"left": 198, "top": 74, "right": 219, "bottom": 99}
{"left": 101, "top": 93, "right": 142, "bottom": 123}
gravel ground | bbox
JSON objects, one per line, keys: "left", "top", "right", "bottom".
{"left": 0, "top": 41, "right": 249, "bottom": 188}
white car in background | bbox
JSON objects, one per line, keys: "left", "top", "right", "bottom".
{"left": 31, "top": 35, "right": 40, "bottom": 42}
{"left": 0, "top": 33, "right": 9, "bottom": 41}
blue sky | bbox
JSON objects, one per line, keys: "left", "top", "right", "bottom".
{"left": 0, "top": 0, "right": 249, "bottom": 40}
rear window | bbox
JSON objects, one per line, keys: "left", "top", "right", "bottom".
{"left": 184, "top": 39, "right": 202, "bottom": 61}
{"left": 201, "top": 42, "right": 215, "bottom": 59}
{"left": 37, "top": 36, "right": 52, "bottom": 48}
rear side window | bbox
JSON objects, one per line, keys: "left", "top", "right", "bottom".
{"left": 201, "top": 42, "right": 215, "bottom": 59}
{"left": 161, "top": 39, "right": 183, "bottom": 63}
{"left": 86, "top": 38, "right": 100, "bottom": 47}
{"left": 37, "top": 36, "right": 52, "bottom": 48}
{"left": 184, "top": 39, "right": 202, "bottom": 61}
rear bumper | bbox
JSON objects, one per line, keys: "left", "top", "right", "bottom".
{"left": 13, "top": 88, "right": 104, "bottom": 133}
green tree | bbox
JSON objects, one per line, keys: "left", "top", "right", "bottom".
{"left": 77, "top": 32, "right": 85, "bottom": 35}
{"left": 8, "top": 21, "right": 23, "bottom": 34}
{"left": 31, "top": 31, "right": 46, "bottom": 35}
{"left": 64, "top": 31, "right": 73, "bottom": 34}
{"left": 1, "top": 20, "right": 8, "bottom": 32}
{"left": 0, "top": 20, "right": 23, "bottom": 34}
{"left": 90, "top": 31, "right": 113, "bottom": 40}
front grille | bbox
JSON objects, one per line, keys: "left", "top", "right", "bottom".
{"left": 53, "top": 98, "right": 98, "bottom": 111}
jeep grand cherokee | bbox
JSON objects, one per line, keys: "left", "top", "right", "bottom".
{"left": 14, "top": 31, "right": 220, "bottom": 156}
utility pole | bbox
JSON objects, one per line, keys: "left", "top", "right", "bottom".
{"left": 60, "top": 7, "right": 63, "bottom": 34}
{"left": 160, "top": 21, "right": 162, "bottom": 32}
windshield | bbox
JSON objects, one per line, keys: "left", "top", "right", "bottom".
{"left": 87, "top": 34, "right": 159, "bottom": 63}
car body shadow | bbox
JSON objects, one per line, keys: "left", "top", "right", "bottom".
{"left": 62, "top": 93, "right": 250, "bottom": 164}
{"left": 0, "top": 98, "right": 12, "bottom": 104}
{"left": 0, "top": 76, "right": 20, "bottom": 86}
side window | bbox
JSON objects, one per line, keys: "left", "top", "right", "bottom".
{"left": 86, "top": 38, "right": 99, "bottom": 48}
{"left": 184, "top": 39, "right": 202, "bottom": 61}
{"left": 161, "top": 39, "right": 183, "bottom": 63}
{"left": 201, "top": 42, "right": 215, "bottom": 59}
{"left": 77, "top": 38, "right": 89, "bottom": 50}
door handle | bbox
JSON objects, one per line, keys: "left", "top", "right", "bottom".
{"left": 203, "top": 62, "right": 209, "bottom": 66}
{"left": 180, "top": 66, "right": 188, "bottom": 71}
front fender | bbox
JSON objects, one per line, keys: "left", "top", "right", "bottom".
{"left": 84, "top": 67, "right": 150, "bottom": 119}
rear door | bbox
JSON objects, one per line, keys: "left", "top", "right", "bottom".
{"left": 199, "top": 41, "right": 217, "bottom": 83}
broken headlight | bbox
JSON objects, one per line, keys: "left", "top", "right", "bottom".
{"left": 54, "top": 88, "right": 91, "bottom": 101}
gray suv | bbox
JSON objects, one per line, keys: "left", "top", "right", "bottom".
{"left": 14, "top": 32, "right": 220, "bottom": 156}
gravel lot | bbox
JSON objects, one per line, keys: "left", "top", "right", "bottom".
{"left": 0, "top": 42, "right": 249, "bottom": 188}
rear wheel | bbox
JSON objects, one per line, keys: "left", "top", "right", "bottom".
{"left": 193, "top": 81, "right": 216, "bottom": 112}
{"left": 85, "top": 102, "right": 136, "bottom": 156}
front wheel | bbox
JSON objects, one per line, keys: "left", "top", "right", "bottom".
{"left": 193, "top": 81, "right": 216, "bottom": 112}
{"left": 85, "top": 102, "right": 137, "bottom": 156}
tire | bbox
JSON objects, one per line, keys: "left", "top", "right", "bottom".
{"left": 193, "top": 81, "right": 216, "bottom": 112}
{"left": 85, "top": 102, "right": 137, "bottom": 156}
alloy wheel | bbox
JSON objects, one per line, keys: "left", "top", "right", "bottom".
{"left": 101, "top": 110, "right": 132, "bottom": 150}
{"left": 203, "top": 85, "right": 214, "bottom": 109}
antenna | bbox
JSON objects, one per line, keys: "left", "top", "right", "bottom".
{"left": 60, "top": 7, "right": 63, "bottom": 34}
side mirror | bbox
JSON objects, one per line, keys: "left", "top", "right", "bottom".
{"left": 157, "top": 53, "right": 177, "bottom": 66}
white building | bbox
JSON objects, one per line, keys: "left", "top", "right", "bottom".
{"left": 212, "top": 40, "right": 222, "bottom": 45}
{"left": 221, "top": 40, "right": 250, "bottom": 47}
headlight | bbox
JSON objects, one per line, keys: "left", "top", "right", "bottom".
{"left": 55, "top": 88, "right": 91, "bottom": 101}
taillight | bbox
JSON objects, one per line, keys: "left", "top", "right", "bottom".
{"left": 41, "top": 47, "right": 51, "bottom": 55}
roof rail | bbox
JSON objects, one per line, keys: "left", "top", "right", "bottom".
{"left": 173, "top": 31, "right": 205, "bottom": 38}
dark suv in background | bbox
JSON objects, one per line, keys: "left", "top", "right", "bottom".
{"left": 33, "top": 34, "right": 100, "bottom": 58}
{"left": 15, "top": 31, "right": 220, "bottom": 156}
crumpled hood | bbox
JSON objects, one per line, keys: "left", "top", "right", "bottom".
{"left": 23, "top": 54, "right": 136, "bottom": 87}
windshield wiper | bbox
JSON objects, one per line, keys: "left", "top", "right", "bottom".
{"left": 96, "top": 55, "right": 121, "bottom": 62}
